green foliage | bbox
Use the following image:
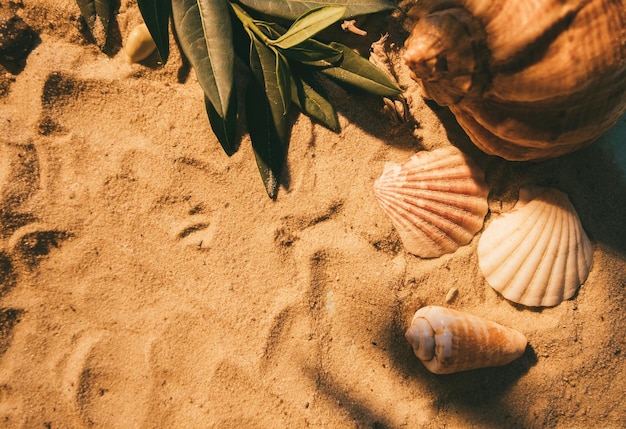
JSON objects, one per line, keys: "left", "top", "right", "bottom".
{"left": 81, "top": 0, "right": 401, "bottom": 198}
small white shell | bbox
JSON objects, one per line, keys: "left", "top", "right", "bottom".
{"left": 374, "top": 146, "right": 489, "bottom": 258}
{"left": 406, "top": 306, "right": 527, "bottom": 374}
{"left": 125, "top": 23, "right": 156, "bottom": 64}
{"left": 478, "top": 186, "right": 594, "bottom": 307}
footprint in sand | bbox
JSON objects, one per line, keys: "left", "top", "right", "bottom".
{"left": 0, "top": 141, "right": 69, "bottom": 367}
{"left": 57, "top": 330, "right": 154, "bottom": 428}
{"left": 259, "top": 200, "right": 426, "bottom": 427}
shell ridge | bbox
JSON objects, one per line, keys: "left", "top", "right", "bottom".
{"left": 374, "top": 147, "right": 489, "bottom": 257}
{"left": 531, "top": 203, "right": 575, "bottom": 306}
{"left": 385, "top": 201, "right": 460, "bottom": 256}
{"left": 479, "top": 197, "right": 549, "bottom": 281}
{"left": 479, "top": 186, "right": 594, "bottom": 306}
{"left": 501, "top": 200, "right": 556, "bottom": 302}
{"left": 524, "top": 201, "right": 566, "bottom": 306}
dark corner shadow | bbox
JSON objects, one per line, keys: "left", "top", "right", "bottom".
{"left": 385, "top": 305, "right": 537, "bottom": 428}
{"left": 526, "top": 137, "right": 626, "bottom": 257}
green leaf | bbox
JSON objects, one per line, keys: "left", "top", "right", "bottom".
{"left": 246, "top": 79, "right": 286, "bottom": 199}
{"left": 172, "top": 0, "right": 234, "bottom": 118}
{"left": 237, "top": 0, "right": 396, "bottom": 21}
{"left": 275, "top": 50, "right": 292, "bottom": 114}
{"left": 205, "top": 91, "right": 239, "bottom": 156}
{"left": 280, "top": 39, "right": 343, "bottom": 64}
{"left": 291, "top": 72, "right": 339, "bottom": 132}
{"left": 249, "top": 35, "right": 289, "bottom": 144}
{"left": 272, "top": 6, "right": 346, "bottom": 50}
{"left": 320, "top": 42, "right": 401, "bottom": 96}
{"left": 137, "top": 0, "right": 171, "bottom": 62}
{"left": 75, "top": 0, "right": 112, "bottom": 48}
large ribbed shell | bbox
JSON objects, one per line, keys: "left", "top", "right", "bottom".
{"left": 405, "top": 306, "right": 528, "bottom": 374}
{"left": 404, "top": 0, "right": 626, "bottom": 160}
{"left": 478, "top": 186, "right": 594, "bottom": 307}
{"left": 373, "top": 146, "right": 489, "bottom": 258}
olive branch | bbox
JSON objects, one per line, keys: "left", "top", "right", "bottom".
{"left": 76, "top": 0, "right": 402, "bottom": 198}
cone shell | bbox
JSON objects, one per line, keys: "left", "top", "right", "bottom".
{"left": 373, "top": 146, "right": 489, "bottom": 258}
{"left": 404, "top": 0, "right": 626, "bottom": 160}
{"left": 405, "top": 306, "right": 527, "bottom": 374}
{"left": 125, "top": 23, "right": 157, "bottom": 64}
{"left": 478, "top": 186, "right": 593, "bottom": 307}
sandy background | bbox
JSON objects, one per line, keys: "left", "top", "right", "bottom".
{"left": 1, "top": 1, "right": 625, "bottom": 428}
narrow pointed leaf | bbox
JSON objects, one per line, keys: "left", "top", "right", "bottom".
{"left": 249, "top": 36, "right": 289, "bottom": 144}
{"left": 320, "top": 42, "right": 401, "bottom": 96}
{"left": 237, "top": 0, "right": 396, "bottom": 21}
{"left": 137, "top": 0, "right": 171, "bottom": 62}
{"left": 76, "top": 0, "right": 112, "bottom": 48}
{"left": 280, "top": 39, "right": 343, "bottom": 63}
{"left": 205, "top": 90, "right": 239, "bottom": 156}
{"left": 272, "top": 6, "right": 346, "bottom": 50}
{"left": 291, "top": 73, "right": 339, "bottom": 132}
{"left": 246, "top": 80, "right": 286, "bottom": 199}
{"left": 172, "top": 0, "right": 233, "bottom": 117}
{"left": 275, "top": 50, "right": 292, "bottom": 114}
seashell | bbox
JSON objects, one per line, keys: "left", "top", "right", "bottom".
{"left": 403, "top": 0, "right": 626, "bottom": 161}
{"left": 373, "top": 146, "right": 489, "bottom": 258}
{"left": 405, "top": 305, "right": 527, "bottom": 374}
{"left": 124, "top": 23, "right": 156, "bottom": 64}
{"left": 478, "top": 186, "right": 593, "bottom": 307}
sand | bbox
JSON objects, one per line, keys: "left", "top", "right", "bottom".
{"left": 1, "top": 1, "right": 625, "bottom": 428}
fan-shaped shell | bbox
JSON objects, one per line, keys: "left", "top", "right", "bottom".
{"left": 478, "top": 186, "right": 593, "bottom": 307}
{"left": 403, "top": 0, "right": 626, "bottom": 160}
{"left": 405, "top": 306, "right": 527, "bottom": 374}
{"left": 374, "top": 146, "right": 489, "bottom": 258}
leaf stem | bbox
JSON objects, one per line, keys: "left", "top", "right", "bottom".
{"left": 229, "top": 2, "right": 274, "bottom": 45}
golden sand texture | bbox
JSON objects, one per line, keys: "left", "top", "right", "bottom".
{"left": 0, "top": 1, "right": 625, "bottom": 427}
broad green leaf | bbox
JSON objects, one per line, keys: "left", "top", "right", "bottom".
{"left": 280, "top": 39, "right": 343, "bottom": 64}
{"left": 137, "top": 0, "right": 171, "bottom": 62}
{"left": 291, "top": 73, "right": 339, "bottom": 132}
{"left": 172, "top": 0, "right": 233, "bottom": 118}
{"left": 237, "top": 0, "right": 396, "bottom": 21}
{"left": 246, "top": 80, "right": 286, "bottom": 199}
{"left": 205, "top": 91, "right": 239, "bottom": 156}
{"left": 272, "top": 6, "right": 345, "bottom": 50}
{"left": 320, "top": 42, "right": 401, "bottom": 96}
{"left": 75, "top": 0, "right": 112, "bottom": 48}
{"left": 249, "top": 35, "right": 289, "bottom": 144}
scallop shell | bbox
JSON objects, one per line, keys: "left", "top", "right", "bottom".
{"left": 373, "top": 146, "right": 489, "bottom": 258}
{"left": 478, "top": 186, "right": 593, "bottom": 307}
{"left": 403, "top": 0, "right": 626, "bottom": 161}
{"left": 406, "top": 305, "right": 527, "bottom": 374}
{"left": 125, "top": 24, "right": 156, "bottom": 64}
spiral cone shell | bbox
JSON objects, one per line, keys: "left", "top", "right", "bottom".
{"left": 478, "top": 186, "right": 594, "bottom": 307}
{"left": 403, "top": 0, "right": 626, "bottom": 160}
{"left": 405, "top": 306, "right": 527, "bottom": 374}
{"left": 373, "top": 146, "right": 489, "bottom": 258}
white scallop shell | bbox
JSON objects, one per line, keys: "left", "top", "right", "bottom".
{"left": 478, "top": 186, "right": 594, "bottom": 307}
{"left": 374, "top": 146, "right": 489, "bottom": 258}
{"left": 405, "top": 306, "right": 527, "bottom": 374}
